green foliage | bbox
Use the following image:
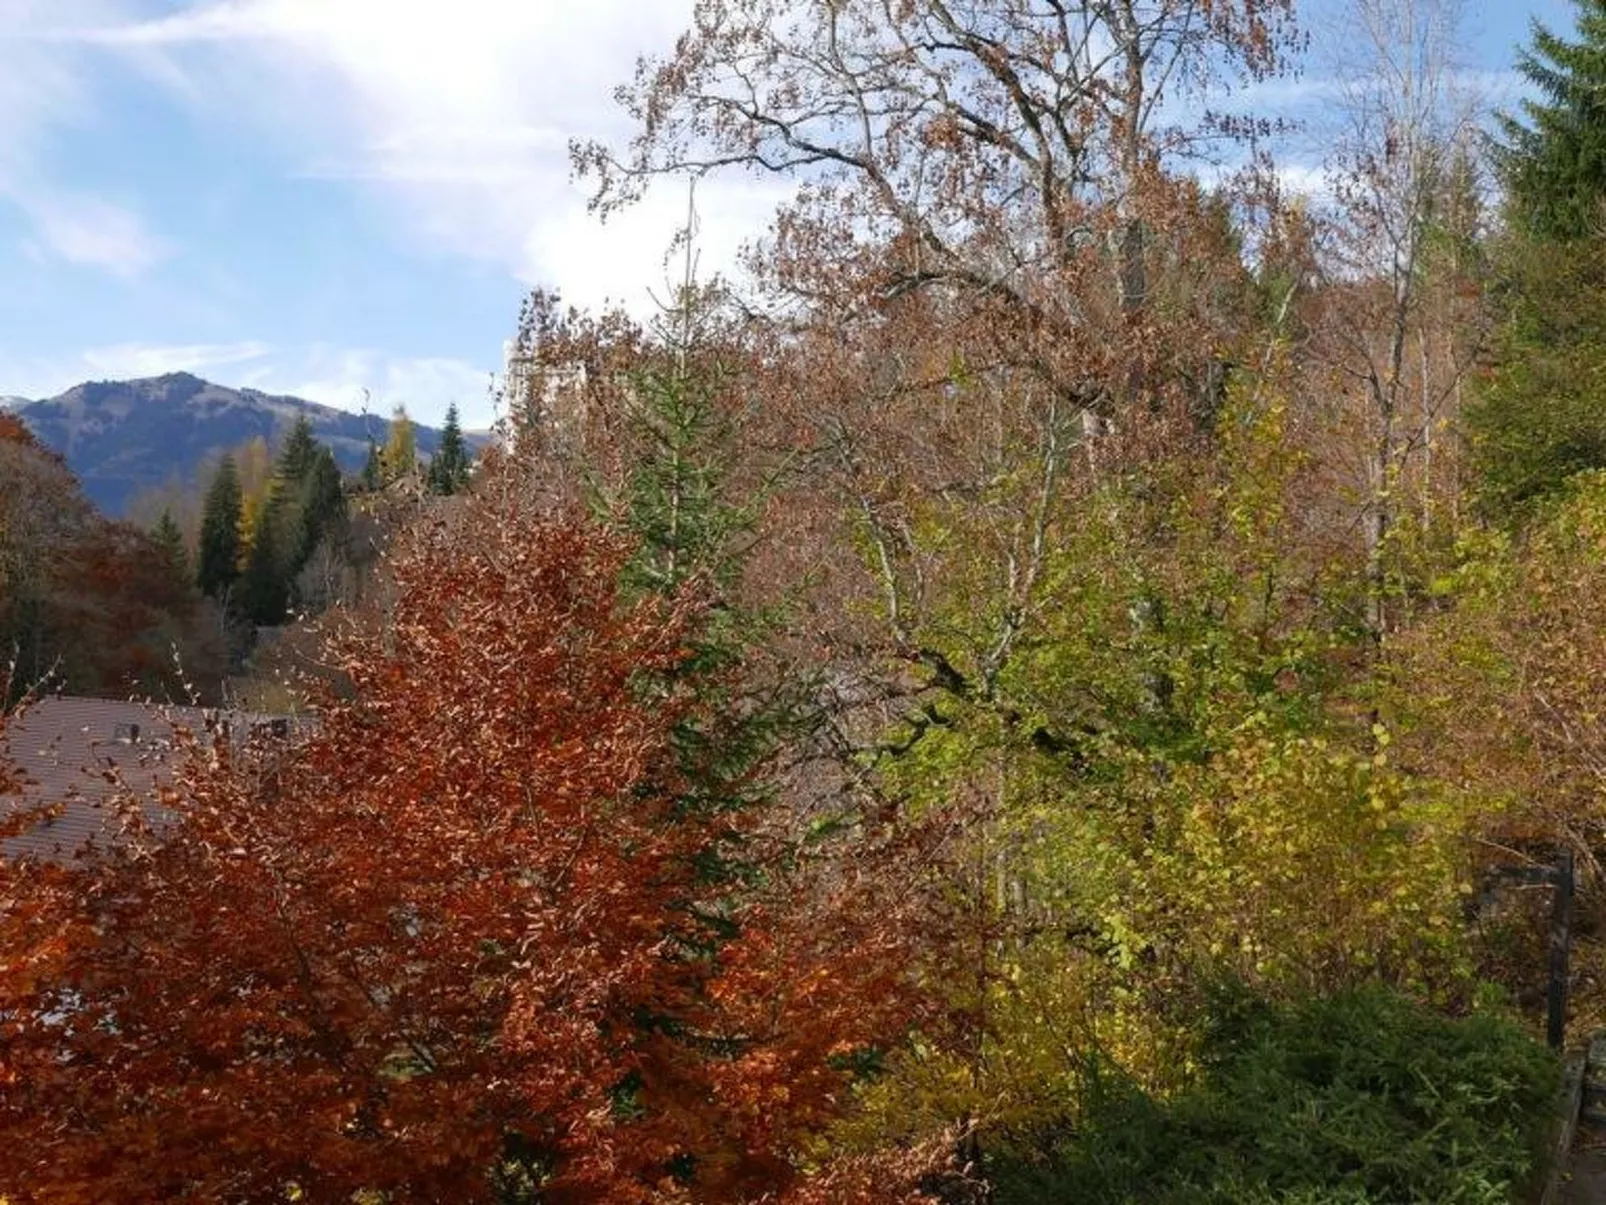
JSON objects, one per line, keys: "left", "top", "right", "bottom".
{"left": 361, "top": 440, "right": 383, "bottom": 492}
{"left": 196, "top": 454, "right": 243, "bottom": 600}
{"left": 239, "top": 495, "right": 289, "bottom": 625}
{"left": 1479, "top": 4, "right": 1606, "bottom": 518}
{"left": 843, "top": 371, "right": 1475, "bottom": 1148}
{"left": 987, "top": 985, "right": 1558, "bottom": 1205}
{"left": 591, "top": 352, "right": 803, "bottom": 885}
{"left": 151, "top": 510, "right": 189, "bottom": 584}
{"left": 292, "top": 447, "right": 346, "bottom": 563}
{"left": 610, "top": 365, "right": 754, "bottom": 598}
{"left": 236, "top": 426, "right": 349, "bottom": 626}
{"left": 1468, "top": 236, "right": 1606, "bottom": 518}
{"left": 275, "top": 415, "right": 319, "bottom": 484}
{"left": 428, "top": 403, "right": 472, "bottom": 495}
{"left": 1494, "top": 0, "right": 1606, "bottom": 242}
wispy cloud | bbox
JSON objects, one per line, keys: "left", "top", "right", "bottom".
{"left": 0, "top": 339, "right": 270, "bottom": 397}
{"left": 31, "top": 0, "right": 785, "bottom": 311}
{"left": 17, "top": 192, "right": 169, "bottom": 275}
{"left": 266, "top": 345, "right": 496, "bottom": 428}
{"left": 79, "top": 339, "right": 272, "bottom": 377}
{"left": 0, "top": 0, "right": 170, "bottom": 277}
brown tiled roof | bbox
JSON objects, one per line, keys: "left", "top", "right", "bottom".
{"left": 0, "top": 696, "right": 292, "bottom": 863}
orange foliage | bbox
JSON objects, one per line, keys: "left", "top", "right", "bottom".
{"left": 0, "top": 477, "right": 944, "bottom": 1203}
{"left": 0, "top": 413, "right": 41, "bottom": 450}
{"left": 0, "top": 427, "right": 221, "bottom": 701}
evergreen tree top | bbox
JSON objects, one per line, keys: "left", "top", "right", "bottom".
{"left": 153, "top": 510, "right": 183, "bottom": 540}
{"left": 427, "top": 403, "right": 471, "bottom": 495}
{"left": 275, "top": 415, "right": 320, "bottom": 483}
{"left": 205, "top": 454, "right": 242, "bottom": 496}
{"left": 197, "top": 456, "right": 244, "bottom": 600}
{"left": 152, "top": 511, "right": 188, "bottom": 580}
{"left": 1495, "top": 0, "right": 1606, "bottom": 241}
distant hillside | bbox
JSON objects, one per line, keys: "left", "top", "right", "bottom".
{"left": 8, "top": 373, "right": 466, "bottom": 515}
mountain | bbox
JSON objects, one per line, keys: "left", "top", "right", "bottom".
{"left": 9, "top": 373, "right": 466, "bottom": 516}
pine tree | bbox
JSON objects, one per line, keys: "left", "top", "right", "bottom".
{"left": 196, "top": 456, "right": 243, "bottom": 601}
{"left": 242, "top": 432, "right": 349, "bottom": 626}
{"left": 1495, "top": 0, "right": 1606, "bottom": 241}
{"left": 289, "top": 447, "right": 346, "bottom": 572}
{"left": 239, "top": 490, "right": 289, "bottom": 625}
{"left": 361, "top": 441, "right": 383, "bottom": 492}
{"left": 601, "top": 345, "right": 805, "bottom": 889}
{"left": 427, "top": 403, "right": 471, "bottom": 495}
{"left": 305, "top": 447, "right": 345, "bottom": 533}
{"left": 1477, "top": 2, "right": 1606, "bottom": 513}
{"left": 276, "top": 415, "right": 319, "bottom": 483}
{"left": 151, "top": 511, "right": 189, "bottom": 585}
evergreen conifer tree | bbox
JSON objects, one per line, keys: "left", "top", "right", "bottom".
{"left": 597, "top": 299, "right": 805, "bottom": 886}
{"left": 276, "top": 415, "right": 319, "bottom": 483}
{"left": 361, "top": 441, "right": 383, "bottom": 492}
{"left": 240, "top": 490, "right": 290, "bottom": 625}
{"left": 288, "top": 447, "right": 346, "bottom": 574}
{"left": 427, "top": 403, "right": 471, "bottom": 495}
{"left": 241, "top": 431, "right": 349, "bottom": 626}
{"left": 1495, "top": 1, "right": 1606, "bottom": 240}
{"left": 152, "top": 511, "right": 189, "bottom": 585}
{"left": 1476, "top": 3, "right": 1606, "bottom": 514}
{"left": 196, "top": 456, "right": 243, "bottom": 601}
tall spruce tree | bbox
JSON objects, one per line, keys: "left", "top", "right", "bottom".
{"left": 240, "top": 428, "right": 350, "bottom": 626}
{"left": 276, "top": 416, "right": 319, "bottom": 484}
{"left": 151, "top": 511, "right": 189, "bottom": 585}
{"left": 196, "top": 456, "right": 243, "bottom": 601}
{"left": 361, "top": 441, "right": 383, "bottom": 492}
{"left": 293, "top": 447, "right": 346, "bottom": 565}
{"left": 1495, "top": 1, "right": 1606, "bottom": 241}
{"left": 239, "top": 492, "right": 289, "bottom": 626}
{"left": 1474, "top": 2, "right": 1606, "bottom": 515}
{"left": 595, "top": 304, "right": 805, "bottom": 884}
{"left": 427, "top": 403, "right": 471, "bottom": 495}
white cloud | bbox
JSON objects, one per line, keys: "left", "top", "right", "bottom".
{"left": 79, "top": 339, "right": 272, "bottom": 377}
{"left": 0, "top": 339, "right": 270, "bottom": 397}
{"left": 263, "top": 345, "right": 496, "bottom": 429}
{"left": 37, "top": 0, "right": 782, "bottom": 311}
{"left": 18, "top": 192, "right": 169, "bottom": 275}
{"left": 0, "top": 0, "right": 170, "bottom": 277}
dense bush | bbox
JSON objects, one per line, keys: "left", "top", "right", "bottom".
{"left": 987, "top": 985, "right": 1559, "bottom": 1205}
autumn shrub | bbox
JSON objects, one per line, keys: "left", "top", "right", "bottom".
{"left": 0, "top": 417, "right": 225, "bottom": 702}
{"left": 1380, "top": 469, "right": 1606, "bottom": 1036}
{"left": 831, "top": 378, "right": 1478, "bottom": 1158}
{"left": 1392, "top": 470, "right": 1606, "bottom": 855}
{"left": 985, "top": 984, "right": 1558, "bottom": 1205}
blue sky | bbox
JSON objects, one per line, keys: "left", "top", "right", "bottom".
{"left": 0, "top": 0, "right": 1580, "bottom": 428}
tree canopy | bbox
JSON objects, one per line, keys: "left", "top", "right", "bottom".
{"left": 0, "top": 459, "right": 944, "bottom": 1203}
{"left": 1495, "top": 0, "right": 1606, "bottom": 241}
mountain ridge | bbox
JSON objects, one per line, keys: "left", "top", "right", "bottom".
{"left": 9, "top": 372, "right": 469, "bottom": 516}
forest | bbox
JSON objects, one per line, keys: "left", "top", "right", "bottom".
{"left": 5, "top": 0, "right": 1606, "bottom": 1200}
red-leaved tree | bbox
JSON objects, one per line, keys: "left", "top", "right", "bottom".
{"left": 0, "top": 477, "right": 945, "bottom": 1203}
